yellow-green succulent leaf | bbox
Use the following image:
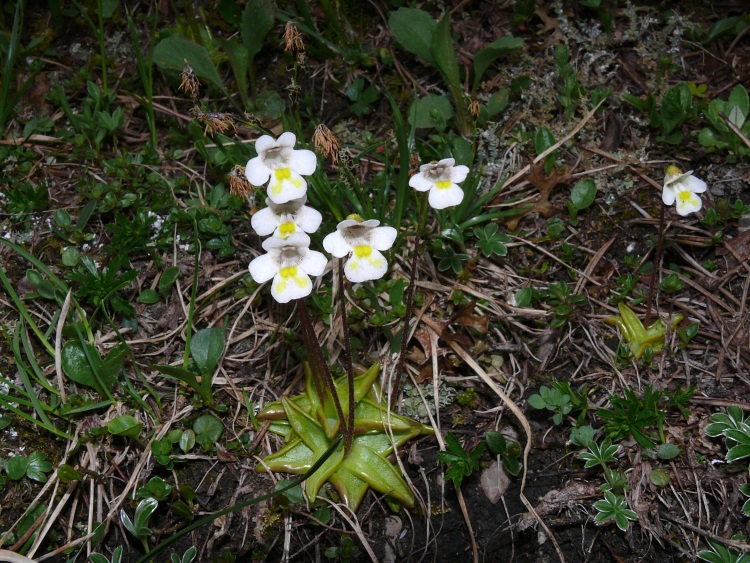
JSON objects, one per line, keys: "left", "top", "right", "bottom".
{"left": 283, "top": 397, "right": 330, "bottom": 453}
{"left": 304, "top": 443, "right": 344, "bottom": 502}
{"left": 256, "top": 438, "right": 314, "bottom": 474}
{"left": 617, "top": 302, "right": 647, "bottom": 340}
{"left": 330, "top": 467, "right": 370, "bottom": 511}
{"left": 342, "top": 443, "right": 415, "bottom": 507}
{"left": 353, "top": 399, "right": 420, "bottom": 433}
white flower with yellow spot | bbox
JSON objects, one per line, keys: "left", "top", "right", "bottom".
{"left": 245, "top": 132, "right": 317, "bottom": 204}
{"left": 248, "top": 233, "right": 327, "bottom": 303}
{"left": 662, "top": 165, "right": 707, "bottom": 216}
{"left": 409, "top": 157, "right": 469, "bottom": 210}
{"left": 323, "top": 215, "right": 397, "bottom": 283}
{"left": 251, "top": 195, "right": 322, "bottom": 239}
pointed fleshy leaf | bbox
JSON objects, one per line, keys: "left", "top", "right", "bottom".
{"left": 304, "top": 444, "right": 344, "bottom": 502}
{"left": 282, "top": 397, "right": 329, "bottom": 454}
{"left": 258, "top": 438, "right": 314, "bottom": 474}
{"left": 330, "top": 468, "right": 370, "bottom": 511}
{"left": 342, "top": 443, "right": 415, "bottom": 507}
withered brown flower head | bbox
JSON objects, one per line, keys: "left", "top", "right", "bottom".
{"left": 469, "top": 98, "right": 481, "bottom": 119}
{"left": 284, "top": 22, "right": 305, "bottom": 53}
{"left": 228, "top": 165, "right": 254, "bottom": 198}
{"left": 312, "top": 124, "right": 340, "bottom": 165}
{"left": 191, "top": 108, "right": 234, "bottom": 137}
{"left": 179, "top": 59, "right": 200, "bottom": 98}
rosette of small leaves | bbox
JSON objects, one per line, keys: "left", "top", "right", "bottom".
{"left": 439, "top": 432, "right": 485, "bottom": 488}
{"left": 121, "top": 497, "right": 159, "bottom": 551}
{"left": 706, "top": 406, "right": 750, "bottom": 469}
{"left": 698, "top": 539, "right": 750, "bottom": 563}
{"left": 593, "top": 490, "right": 638, "bottom": 531}
{"left": 528, "top": 385, "right": 572, "bottom": 425}
{"left": 473, "top": 223, "right": 510, "bottom": 258}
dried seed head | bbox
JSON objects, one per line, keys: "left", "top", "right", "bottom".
{"left": 313, "top": 124, "right": 340, "bottom": 165}
{"left": 180, "top": 59, "right": 200, "bottom": 98}
{"left": 469, "top": 98, "right": 481, "bottom": 119}
{"left": 284, "top": 22, "right": 305, "bottom": 53}
{"left": 228, "top": 165, "right": 254, "bottom": 198}
{"left": 191, "top": 108, "right": 234, "bottom": 136}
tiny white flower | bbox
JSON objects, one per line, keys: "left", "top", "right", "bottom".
{"left": 323, "top": 215, "right": 397, "bottom": 283}
{"left": 409, "top": 157, "right": 469, "bottom": 210}
{"left": 662, "top": 165, "right": 707, "bottom": 216}
{"left": 250, "top": 195, "right": 323, "bottom": 239}
{"left": 245, "top": 132, "right": 317, "bottom": 204}
{"left": 248, "top": 233, "right": 327, "bottom": 303}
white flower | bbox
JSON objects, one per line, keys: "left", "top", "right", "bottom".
{"left": 245, "top": 132, "right": 317, "bottom": 204}
{"left": 251, "top": 195, "right": 323, "bottom": 239}
{"left": 248, "top": 233, "right": 327, "bottom": 303}
{"left": 662, "top": 165, "right": 707, "bottom": 216}
{"left": 408, "top": 157, "right": 469, "bottom": 210}
{"left": 323, "top": 215, "right": 397, "bottom": 283}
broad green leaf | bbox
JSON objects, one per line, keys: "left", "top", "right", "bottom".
{"left": 242, "top": 0, "right": 275, "bottom": 62}
{"left": 472, "top": 35, "right": 524, "bottom": 90}
{"left": 408, "top": 94, "right": 454, "bottom": 130}
{"left": 190, "top": 327, "right": 225, "bottom": 375}
{"left": 534, "top": 126, "right": 555, "bottom": 155}
{"left": 108, "top": 415, "right": 143, "bottom": 438}
{"left": 388, "top": 8, "right": 436, "bottom": 64}
{"left": 660, "top": 83, "right": 691, "bottom": 134}
{"left": 4, "top": 455, "right": 27, "bottom": 480}
{"left": 728, "top": 84, "right": 750, "bottom": 117}
{"left": 57, "top": 464, "right": 83, "bottom": 482}
{"left": 657, "top": 443, "right": 680, "bottom": 460}
{"left": 728, "top": 105, "right": 746, "bottom": 129}
{"left": 431, "top": 13, "right": 461, "bottom": 95}
{"left": 61, "top": 340, "right": 103, "bottom": 391}
{"left": 193, "top": 414, "right": 223, "bottom": 445}
{"left": 26, "top": 451, "right": 52, "bottom": 482}
{"left": 159, "top": 266, "right": 180, "bottom": 296}
{"left": 153, "top": 36, "right": 227, "bottom": 94}
{"left": 571, "top": 179, "right": 597, "bottom": 211}
{"left": 179, "top": 430, "right": 195, "bottom": 453}
{"left": 649, "top": 467, "right": 670, "bottom": 487}
{"left": 138, "top": 289, "right": 160, "bottom": 304}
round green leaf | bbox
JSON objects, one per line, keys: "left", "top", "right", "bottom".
{"left": 190, "top": 327, "right": 226, "bottom": 375}
{"left": 108, "top": 415, "right": 143, "bottom": 438}
{"left": 193, "top": 414, "right": 223, "bottom": 443}
{"left": 5, "top": 455, "right": 28, "bottom": 480}
{"left": 58, "top": 464, "right": 83, "bottom": 483}
{"left": 26, "top": 451, "right": 52, "bottom": 482}
{"left": 657, "top": 443, "right": 680, "bottom": 460}
{"left": 179, "top": 429, "right": 196, "bottom": 454}
{"left": 61, "top": 246, "right": 80, "bottom": 267}
{"left": 137, "top": 289, "right": 160, "bottom": 304}
{"left": 650, "top": 467, "right": 670, "bottom": 487}
{"left": 485, "top": 431, "right": 507, "bottom": 455}
{"left": 571, "top": 179, "right": 597, "bottom": 210}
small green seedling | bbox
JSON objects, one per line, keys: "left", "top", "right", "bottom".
{"left": 593, "top": 490, "right": 638, "bottom": 532}
{"left": 121, "top": 497, "right": 159, "bottom": 552}
{"left": 485, "top": 431, "right": 521, "bottom": 476}
{"left": 91, "top": 545, "right": 123, "bottom": 563}
{"left": 2, "top": 451, "right": 52, "bottom": 483}
{"left": 597, "top": 386, "right": 665, "bottom": 448}
{"left": 528, "top": 385, "right": 572, "bottom": 425}
{"left": 136, "top": 476, "right": 173, "bottom": 502}
{"left": 473, "top": 223, "right": 510, "bottom": 258}
{"left": 438, "top": 432, "right": 485, "bottom": 488}
{"left": 706, "top": 406, "right": 750, "bottom": 465}
{"left": 568, "top": 179, "right": 597, "bottom": 220}
{"left": 324, "top": 536, "right": 361, "bottom": 563}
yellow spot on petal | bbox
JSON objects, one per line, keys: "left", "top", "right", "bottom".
{"left": 353, "top": 245, "right": 372, "bottom": 258}
{"left": 275, "top": 168, "right": 292, "bottom": 181}
{"left": 665, "top": 165, "right": 682, "bottom": 181}
{"left": 435, "top": 180, "right": 452, "bottom": 190}
{"left": 279, "top": 222, "right": 296, "bottom": 238}
{"left": 346, "top": 213, "right": 364, "bottom": 222}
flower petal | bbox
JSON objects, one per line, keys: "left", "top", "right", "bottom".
{"left": 295, "top": 206, "right": 323, "bottom": 234}
{"left": 409, "top": 174, "right": 433, "bottom": 192}
{"left": 276, "top": 131, "right": 297, "bottom": 148}
{"left": 451, "top": 164, "right": 469, "bottom": 184}
{"left": 428, "top": 184, "right": 464, "bottom": 209}
{"left": 301, "top": 250, "right": 328, "bottom": 277}
{"left": 271, "top": 270, "right": 313, "bottom": 303}
{"left": 369, "top": 226, "right": 397, "bottom": 251}
{"left": 248, "top": 253, "right": 278, "bottom": 284}
{"left": 267, "top": 169, "right": 308, "bottom": 204}
{"left": 683, "top": 175, "right": 707, "bottom": 193}
{"left": 323, "top": 231, "right": 352, "bottom": 257}
{"left": 675, "top": 189, "right": 702, "bottom": 216}
{"left": 290, "top": 149, "right": 317, "bottom": 176}
{"left": 250, "top": 208, "right": 279, "bottom": 237}
{"left": 344, "top": 248, "right": 388, "bottom": 282}
{"left": 245, "top": 156, "right": 270, "bottom": 186}
{"left": 661, "top": 186, "right": 676, "bottom": 206}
